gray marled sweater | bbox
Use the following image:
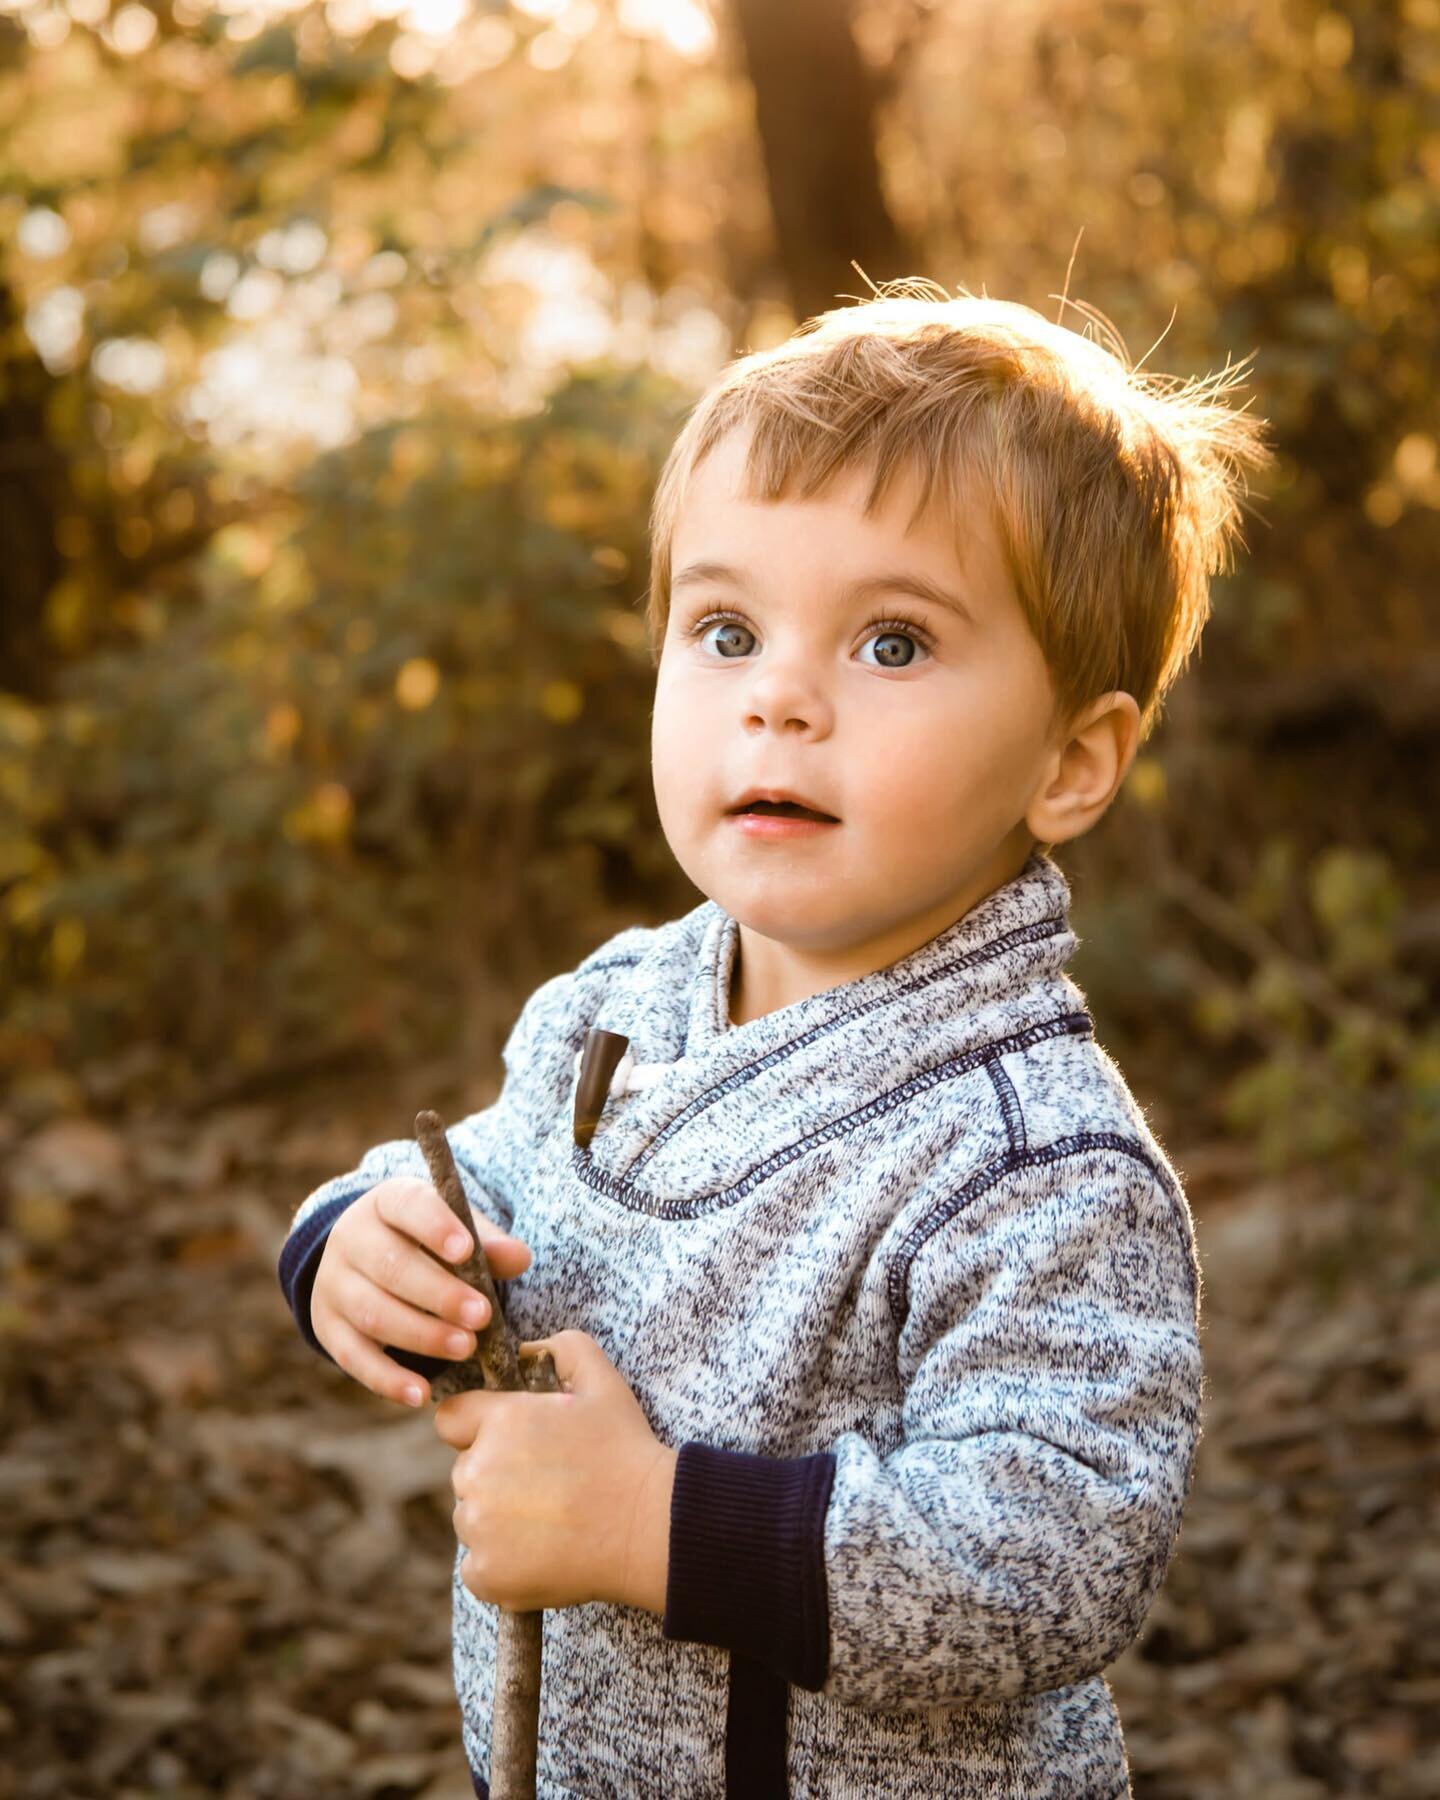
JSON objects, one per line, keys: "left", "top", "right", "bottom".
{"left": 278, "top": 849, "right": 1203, "bottom": 1799}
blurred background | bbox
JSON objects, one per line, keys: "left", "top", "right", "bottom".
{"left": 1, "top": 1, "right": 1435, "bottom": 1795}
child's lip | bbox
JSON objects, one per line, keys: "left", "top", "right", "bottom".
{"left": 728, "top": 812, "right": 840, "bottom": 837}
{"left": 726, "top": 790, "right": 840, "bottom": 821}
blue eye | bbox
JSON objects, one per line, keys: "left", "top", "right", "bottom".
{"left": 859, "top": 630, "right": 924, "bottom": 669}
{"left": 699, "top": 617, "right": 756, "bottom": 658}
{"left": 689, "top": 608, "right": 932, "bottom": 666}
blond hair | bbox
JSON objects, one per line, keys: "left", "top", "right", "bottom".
{"left": 645, "top": 279, "right": 1274, "bottom": 740}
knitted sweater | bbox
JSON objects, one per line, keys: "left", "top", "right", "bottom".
{"left": 278, "top": 850, "right": 1203, "bottom": 1800}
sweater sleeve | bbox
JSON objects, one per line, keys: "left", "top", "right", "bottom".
{"left": 664, "top": 1144, "right": 1202, "bottom": 1711}
{"left": 826, "top": 1144, "right": 1202, "bottom": 1711}
{"left": 276, "top": 972, "right": 574, "bottom": 1371}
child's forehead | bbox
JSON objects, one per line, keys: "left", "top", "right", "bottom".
{"left": 674, "top": 425, "right": 990, "bottom": 574}
{"left": 676, "top": 423, "right": 964, "bottom": 529}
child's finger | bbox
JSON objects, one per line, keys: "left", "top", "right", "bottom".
{"left": 336, "top": 1269, "right": 480, "bottom": 1366}
{"left": 317, "top": 1311, "right": 433, "bottom": 1409}
{"left": 375, "top": 1177, "right": 530, "bottom": 1272}
{"left": 350, "top": 1222, "right": 493, "bottom": 1331}
{"left": 372, "top": 1176, "right": 471, "bottom": 1259}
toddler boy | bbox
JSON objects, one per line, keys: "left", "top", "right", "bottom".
{"left": 278, "top": 284, "right": 1271, "bottom": 1798}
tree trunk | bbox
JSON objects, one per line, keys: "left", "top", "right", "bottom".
{"left": 0, "top": 279, "right": 64, "bottom": 699}
{"left": 726, "top": 0, "right": 916, "bottom": 325}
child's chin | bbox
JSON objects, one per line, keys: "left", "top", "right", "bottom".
{"left": 720, "top": 881, "right": 855, "bottom": 944}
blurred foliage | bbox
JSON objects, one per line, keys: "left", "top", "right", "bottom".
{"left": 1227, "top": 840, "right": 1439, "bottom": 1187}
{"left": 0, "top": 0, "right": 1435, "bottom": 1220}
{"left": 0, "top": 368, "right": 684, "bottom": 1098}
{"left": 1074, "top": 810, "right": 1439, "bottom": 1200}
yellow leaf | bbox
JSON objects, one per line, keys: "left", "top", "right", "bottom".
{"left": 540, "top": 679, "right": 584, "bottom": 724}
{"left": 0, "top": 697, "right": 44, "bottom": 749}
{"left": 1394, "top": 433, "right": 1436, "bottom": 490}
{"left": 42, "top": 578, "right": 90, "bottom": 655}
{"left": 49, "top": 917, "right": 85, "bottom": 980}
{"left": 282, "top": 782, "right": 353, "bottom": 845}
{"left": 212, "top": 524, "right": 273, "bottom": 578}
{"left": 259, "top": 544, "right": 312, "bottom": 613}
{"left": 1128, "top": 757, "right": 1166, "bottom": 809}
{"left": 261, "top": 702, "right": 302, "bottom": 759}
{"left": 6, "top": 881, "right": 48, "bottom": 929}
{"left": 396, "top": 657, "right": 440, "bottom": 710}
{"left": 389, "top": 428, "right": 435, "bottom": 483}
{"left": 12, "top": 1190, "right": 71, "bottom": 1249}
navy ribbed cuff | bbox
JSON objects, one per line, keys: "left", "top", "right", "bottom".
{"left": 662, "top": 1442, "right": 837, "bottom": 1691}
{"left": 277, "top": 1183, "right": 372, "bottom": 1362}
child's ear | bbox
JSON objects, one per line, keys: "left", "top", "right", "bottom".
{"left": 1024, "top": 691, "right": 1141, "bottom": 847}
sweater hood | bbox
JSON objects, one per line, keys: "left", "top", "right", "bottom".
{"left": 570, "top": 849, "right": 1093, "bottom": 1218}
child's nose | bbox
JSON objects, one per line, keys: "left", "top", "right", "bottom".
{"left": 740, "top": 662, "right": 833, "bottom": 737}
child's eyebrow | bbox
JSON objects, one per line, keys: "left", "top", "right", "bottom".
{"left": 671, "top": 559, "right": 976, "bottom": 627}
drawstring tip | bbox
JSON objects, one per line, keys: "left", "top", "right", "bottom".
{"left": 573, "top": 1027, "right": 631, "bottom": 1148}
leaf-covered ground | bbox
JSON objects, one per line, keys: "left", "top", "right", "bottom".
{"left": 2, "top": 1066, "right": 1435, "bottom": 1799}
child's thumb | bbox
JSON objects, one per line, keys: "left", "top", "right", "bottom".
{"left": 464, "top": 1216, "right": 529, "bottom": 1266}
{"left": 492, "top": 1229, "right": 531, "bottom": 1261}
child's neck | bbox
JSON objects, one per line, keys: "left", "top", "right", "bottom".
{"left": 726, "top": 843, "right": 1035, "bottom": 1026}
{"left": 728, "top": 938, "right": 848, "bottom": 1027}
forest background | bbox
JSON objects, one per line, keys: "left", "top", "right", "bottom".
{"left": 1, "top": 0, "right": 1436, "bottom": 1796}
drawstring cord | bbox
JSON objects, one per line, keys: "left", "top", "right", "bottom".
{"left": 572, "top": 1043, "right": 665, "bottom": 1098}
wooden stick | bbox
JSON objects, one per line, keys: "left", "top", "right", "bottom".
{"left": 415, "top": 1109, "right": 558, "bottom": 1800}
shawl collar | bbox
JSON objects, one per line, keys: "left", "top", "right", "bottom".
{"left": 571, "top": 850, "right": 1091, "bottom": 1216}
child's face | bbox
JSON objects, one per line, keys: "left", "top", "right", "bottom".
{"left": 651, "top": 425, "right": 1064, "bottom": 961}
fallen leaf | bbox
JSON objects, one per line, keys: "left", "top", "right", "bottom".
{"left": 13, "top": 1118, "right": 130, "bottom": 1200}
{"left": 122, "top": 1332, "right": 225, "bottom": 1403}
{"left": 82, "top": 1552, "right": 195, "bottom": 1597}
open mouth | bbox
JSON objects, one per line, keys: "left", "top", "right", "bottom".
{"left": 732, "top": 800, "right": 839, "bottom": 823}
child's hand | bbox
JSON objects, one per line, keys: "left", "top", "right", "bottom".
{"left": 435, "top": 1330, "right": 678, "bottom": 1615}
{"left": 311, "top": 1175, "right": 532, "bottom": 1407}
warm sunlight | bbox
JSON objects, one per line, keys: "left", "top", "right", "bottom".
{"left": 1, "top": 6, "right": 1428, "bottom": 1789}
{"left": 1, "top": 0, "right": 718, "bottom": 60}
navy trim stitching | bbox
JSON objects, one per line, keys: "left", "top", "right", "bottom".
{"left": 573, "top": 1011, "right": 1093, "bottom": 1220}
{"left": 887, "top": 1131, "right": 1197, "bottom": 1328}
{"left": 986, "top": 1058, "right": 1026, "bottom": 1154}
{"left": 628, "top": 915, "right": 1071, "bottom": 1178}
